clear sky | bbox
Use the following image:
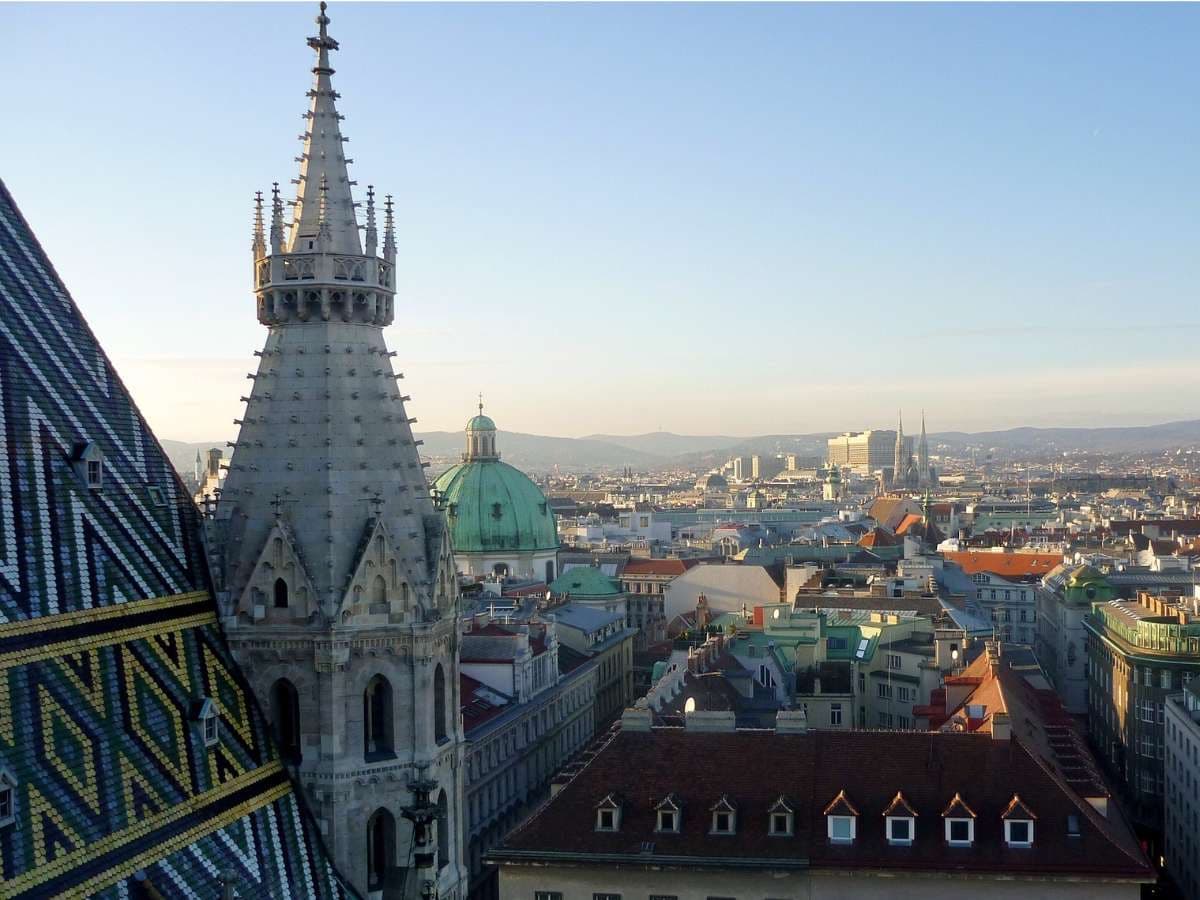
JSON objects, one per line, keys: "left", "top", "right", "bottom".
{"left": 5, "top": 2, "right": 1199, "bottom": 442}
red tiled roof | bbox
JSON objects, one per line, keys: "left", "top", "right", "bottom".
{"left": 495, "top": 728, "right": 1151, "bottom": 880}
{"left": 941, "top": 551, "right": 1062, "bottom": 579}
{"left": 622, "top": 559, "right": 698, "bottom": 577}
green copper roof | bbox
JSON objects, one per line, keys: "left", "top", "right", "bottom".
{"left": 549, "top": 566, "right": 622, "bottom": 598}
{"left": 467, "top": 413, "right": 496, "bottom": 432}
{"left": 434, "top": 458, "right": 557, "bottom": 553}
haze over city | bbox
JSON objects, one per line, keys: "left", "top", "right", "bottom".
{"left": 6, "top": 1, "right": 1200, "bottom": 441}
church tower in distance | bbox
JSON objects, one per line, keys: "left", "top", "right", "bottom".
{"left": 211, "top": 5, "right": 466, "bottom": 897}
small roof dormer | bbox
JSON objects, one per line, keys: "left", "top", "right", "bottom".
{"left": 709, "top": 794, "right": 737, "bottom": 835}
{"left": 768, "top": 795, "right": 794, "bottom": 836}
{"left": 654, "top": 793, "right": 682, "bottom": 833}
{"left": 1001, "top": 794, "right": 1037, "bottom": 848}
{"left": 942, "top": 792, "right": 976, "bottom": 846}
{"left": 883, "top": 791, "right": 918, "bottom": 846}
{"left": 594, "top": 792, "right": 622, "bottom": 832}
{"left": 824, "top": 789, "right": 859, "bottom": 844}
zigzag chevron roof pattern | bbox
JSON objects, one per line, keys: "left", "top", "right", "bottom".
{"left": 0, "top": 179, "right": 351, "bottom": 898}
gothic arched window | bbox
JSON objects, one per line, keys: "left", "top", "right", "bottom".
{"left": 273, "top": 578, "right": 289, "bottom": 609}
{"left": 270, "top": 678, "right": 301, "bottom": 764}
{"left": 372, "top": 574, "right": 387, "bottom": 606}
{"left": 363, "top": 675, "right": 394, "bottom": 760}
{"left": 366, "top": 807, "right": 396, "bottom": 891}
{"left": 436, "top": 790, "right": 449, "bottom": 870}
{"left": 434, "top": 664, "right": 448, "bottom": 744}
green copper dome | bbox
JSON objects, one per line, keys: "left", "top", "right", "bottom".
{"left": 434, "top": 458, "right": 557, "bottom": 553}
{"left": 436, "top": 404, "right": 556, "bottom": 553}
{"left": 548, "top": 566, "right": 622, "bottom": 599}
{"left": 467, "top": 414, "right": 496, "bottom": 432}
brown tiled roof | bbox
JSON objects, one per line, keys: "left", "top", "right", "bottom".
{"left": 941, "top": 550, "right": 1061, "bottom": 579}
{"left": 496, "top": 728, "right": 1151, "bottom": 880}
{"left": 622, "top": 559, "right": 699, "bottom": 577}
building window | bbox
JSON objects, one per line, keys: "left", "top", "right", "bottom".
{"left": 828, "top": 815, "right": 855, "bottom": 843}
{"left": 0, "top": 770, "right": 15, "bottom": 827}
{"left": 363, "top": 675, "right": 394, "bottom": 759}
{"left": 887, "top": 654, "right": 902, "bottom": 670}
{"left": 656, "top": 808, "right": 680, "bottom": 833}
{"left": 593, "top": 895, "right": 622, "bottom": 900}
{"left": 535, "top": 894, "right": 564, "bottom": 900}
{"left": 943, "top": 792, "right": 976, "bottom": 846}
{"left": 270, "top": 678, "right": 302, "bottom": 764}
{"left": 595, "top": 794, "right": 621, "bottom": 832}
{"left": 434, "top": 663, "right": 448, "bottom": 743}
{"left": 1005, "top": 819, "right": 1034, "bottom": 847}
{"left": 829, "top": 703, "right": 842, "bottom": 726}
{"left": 946, "top": 818, "right": 973, "bottom": 845}
{"left": 273, "top": 577, "right": 289, "bottom": 609}
{"left": 366, "top": 808, "right": 396, "bottom": 891}
{"left": 769, "top": 796, "right": 794, "bottom": 836}
{"left": 710, "top": 795, "right": 737, "bottom": 834}
{"left": 193, "top": 697, "right": 219, "bottom": 748}
{"left": 877, "top": 683, "right": 891, "bottom": 699}
{"left": 887, "top": 816, "right": 914, "bottom": 845}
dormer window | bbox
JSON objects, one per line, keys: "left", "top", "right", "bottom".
{"left": 71, "top": 442, "right": 105, "bottom": 490}
{"left": 192, "top": 698, "right": 219, "bottom": 748}
{"left": 0, "top": 769, "right": 16, "bottom": 828}
{"left": 595, "top": 793, "right": 621, "bottom": 832}
{"left": 655, "top": 793, "right": 682, "bottom": 833}
{"left": 942, "top": 792, "right": 976, "bottom": 847}
{"left": 883, "top": 791, "right": 918, "bottom": 846}
{"left": 1002, "top": 794, "right": 1037, "bottom": 848}
{"left": 709, "top": 794, "right": 737, "bottom": 835}
{"left": 768, "top": 796, "right": 794, "bottom": 837}
{"left": 823, "top": 789, "right": 859, "bottom": 844}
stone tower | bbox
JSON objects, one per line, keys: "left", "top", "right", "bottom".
{"left": 917, "top": 410, "right": 930, "bottom": 489}
{"left": 211, "top": 5, "right": 466, "bottom": 897}
{"left": 893, "top": 411, "right": 907, "bottom": 489}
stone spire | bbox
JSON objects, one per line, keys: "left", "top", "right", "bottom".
{"left": 364, "top": 184, "right": 377, "bottom": 257}
{"left": 269, "top": 182, "right": 284, "bottom": 254}
{"left": 918, "top": 410, "right": 930, "bottom": 488}
{"left": 893, "top": 410, "right": 905, "bottom": 487}
{"left": 383, "top": 192, "right": 396, "bottom": 261}
{"left": 288, "top": 1, "right": 361, "bottom": 255}
{"left": 252, "top": 190, "right": 266, "bottom": 258}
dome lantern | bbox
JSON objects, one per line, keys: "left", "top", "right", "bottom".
{"left": 465, "top": 394, "right": 499, "bottom": 460}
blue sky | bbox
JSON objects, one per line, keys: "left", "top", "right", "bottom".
{"left": 5, "top": 2, "right": 1199, "bottom": 441}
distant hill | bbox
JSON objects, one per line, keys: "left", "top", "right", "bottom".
{"left": 931, "top": 420, "right": 1200, "bottom": 454}
{"left": 580, "top": 432, "right": 745, "bottom": 457}
{"left": 161, "top": 418, "right": 1200, "bottom": 479}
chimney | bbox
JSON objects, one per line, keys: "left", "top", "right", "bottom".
{"left": 685, "top": 710, "right": 736, "bottom": 733}
{"left": 990, "top": 712, "right": 1011, "bottom": 742}
{"left": 621, "top": 707, "right": 653, "bottom": 732}
{"left": 776, "top": 709, "right": 808, "bottom": 734}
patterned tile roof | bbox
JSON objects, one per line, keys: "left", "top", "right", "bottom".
{"left": 0, "top": 179, "right": 349, "bottom": 898}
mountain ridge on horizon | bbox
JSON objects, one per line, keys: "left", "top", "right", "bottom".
{"left": 163, "top": 417, "right": 1200, "bottom": 476}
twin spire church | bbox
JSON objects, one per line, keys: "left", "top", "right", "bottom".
{"left": 211, "top": 4, "right": 466, "bottom": 896}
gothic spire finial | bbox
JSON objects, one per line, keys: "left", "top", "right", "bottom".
{"left": 269, "top": 182, "right": 284, "bottom": 253}
{"left": 288, "top": 1, "right": 360, "bottom": 254}
{"left": 364, "top": 185, "right": 377, "bottom": 256}
{"left": 252, "top": 191, "right": 266, "bottom": 257}
{"left": 383, "top": 193, "right": 396, "bottom": 261}
{"left": 478, "top": 392, "right": 484, "bottom": 416}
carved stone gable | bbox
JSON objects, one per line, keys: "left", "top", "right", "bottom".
{"left": 236, "top": 522, "right": 320, "bottom": 624}
{"left": 339, "top": 516, "right": 414, "bottom": 624}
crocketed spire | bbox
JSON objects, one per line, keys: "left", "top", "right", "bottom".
{"left": 288, "top": 2, "right": 361, "bottom": 255}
